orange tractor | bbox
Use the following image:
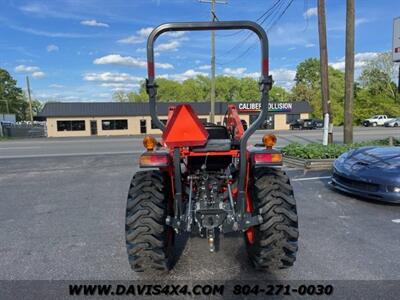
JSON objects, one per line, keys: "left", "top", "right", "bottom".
{"left": 125, "top": 21, "right": 298, "bottom": 272}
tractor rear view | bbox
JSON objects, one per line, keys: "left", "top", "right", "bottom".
{"left": 125, "top": 21, "right": 298, "bottom": 272}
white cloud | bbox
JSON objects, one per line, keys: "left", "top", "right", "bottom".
{"left": 118, "top": 27, "right": 185, "bottom": 44}
{"left": 100, "top": 83, "right": 139, "bottom": 88}
{"left": 303, "top": 7, "right": 317, "bottom": 18}
{"left": 7, "top": 23, "right": 91, "bottom": 38}
{"left": 32, "top": 71, "right": 45, "bottom": 78}
{"left": 49, "top": 84, "right": 64, "bottom": 88}
{"left": 330, "top": 52, "right": 379, "bottom": 71}
{"left": 15, "top": 65, "right": 39, "bottom": 73}
{"left": 80, "top": 19, "right": 109, "bottom": 28}
{"left": 243, "top": 72, "right": 261, "bottom": 79}
{"left": 198, "top": 65, "right": 211, "bottom": 70}
{"left": 305, "top": 43, "right": 316, "bottom": 48}
{"left": 167, "top": 69, "right": 208, "bottom": 82}
{"left": 96, "top": 93, "right": 111, "bottom": 98}
{"left": 118, "top": 27, "right": 153, "bottom": 44}
{"left": 355, "top": 18, "right": 370, "bottom": 26}
{"left": 93, "top": 54, "right": 173, "bottom": 69}
{"left": 83, "top": 72, "right": 142, "bottom": 83}
{"left": 270, "top": 68, "right": 296, "bottom": 89}
{"left": 223, "top": 67, "right": 247, "bottom": 76}
{"left": 46, "top": 44, "right": 59, "bottom": 52}
{"left": 15, "top": 64, "right": 45, "bottom": 78}
{"left": 155, "top": 40, "right": 180, "bottom": 52}
{"left": 166, "top": 31, "right": 185, "bottom": 38}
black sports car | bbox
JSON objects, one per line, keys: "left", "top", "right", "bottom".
{"left": 331, "top": 146, "right": 400, "bottom": 202}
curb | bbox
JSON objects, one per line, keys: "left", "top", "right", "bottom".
{"left": 283, "top": 155, "right": 335, "bottom": 170}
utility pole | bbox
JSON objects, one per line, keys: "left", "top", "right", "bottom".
{"left": 26, "top": 76, "right": 33, "bottom": 122}
{"left": 317, "top": 0, "right": 332, "bottom": 145}
{"left": 344, "top": 0, "right": 355, "bottom": 144}
{"left": 199, "top": 0, "right": 227, "bottom": 123}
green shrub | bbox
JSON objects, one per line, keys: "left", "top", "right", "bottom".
{"left": 281, "top": 138, "right": 399, "bottom": 159}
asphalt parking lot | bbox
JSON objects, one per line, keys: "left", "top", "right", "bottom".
{"left": 0, "top": 126, "right": 398, "bottom": 159}
{"left": 1, "top": 142, "right": 400, "bottom": 282}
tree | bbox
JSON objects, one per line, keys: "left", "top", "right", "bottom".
{"left": 181, "top": 78, "right": 207, "bottom": 101}
{"left": 215, "top": 76, "right": 240, "bottom": 101}
{"left": 113, "top": 91, "right": 129, "bottom": 102}
{"left": 238, "top": 77, "right": 259, "bottom": 101}
{"left": 291, "top": 58, "right": 345, "bottom": 125}
{"left": 270, "top": 86, "right": 290, "bottom": 102}
{"left": 359, "top": 52, "right": 398, "bottom": 100}
{"left": 0, "top": 68, "right": 36, "bottom": 120}
{"left": 112, "top": 75, "right": 289, "bottom": 104}
{"left": 294, "top": 58, "right": 321, "bottom": 89}
{"left": 0, "top": 68, "right": 23, "bottom": 114}
{"left": 354, "top": 53, "right": 400, "bottom": 122}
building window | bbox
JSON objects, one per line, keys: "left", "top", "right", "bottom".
{"left": 140, "top": 120, "right": 147, "bottom": 134}
{"left": 57, "top": 120, "right": 85, "bottom": 131}
{"left": 286, "top": 114, "right": 300, "bottom": 124}
{"left": 151, "top": 119, "right": 167, "bottom": 129}
{"left": 101, "top": 119, "right": 128, "bottom": 130}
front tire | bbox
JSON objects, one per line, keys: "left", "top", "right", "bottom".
{"left": 125, "top": 170, "right": 174, "bottom": 272}
{"left": 246, "top": 168, "right": 298, "bottom": 270}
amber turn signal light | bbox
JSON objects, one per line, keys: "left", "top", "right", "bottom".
{"left": 143, "top": 135, "right": 157, "bottom": 151}
{"left": 262, "top": 134, "right": 277, "bottom": 148}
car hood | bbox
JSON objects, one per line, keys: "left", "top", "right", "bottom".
{"left": 334, "top": 147, "right": 400, "bottom": 185}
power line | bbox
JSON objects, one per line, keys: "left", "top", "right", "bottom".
{"left": 216, "top": 0, "right": 283, "bottom": 38}
{"left": 218, "top": 0, "right": 290, "bottom": 62}
{"left": 219, "top": 0, "right": 285, "bottom": 54}
{"left": 217, "top": 0, "right": 295, "bottom": 67}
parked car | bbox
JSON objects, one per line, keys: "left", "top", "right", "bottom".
{"left": 362, "top": 115, "right": 394, "bottom": 127}
{"left": 330, "top": 146, "right": 400, "bottom": 203}
{"left": 313, "top": 119, "right": 324, "bottom": 128}
{"left": 384, "top": 118, "right": 400, "bottom": 127}
{"left": 289, "top": 119, "right": 321, "bottom": 130}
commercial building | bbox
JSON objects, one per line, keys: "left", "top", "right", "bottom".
{"left": 37, "top": 101, "right": 312, "bottom": 138}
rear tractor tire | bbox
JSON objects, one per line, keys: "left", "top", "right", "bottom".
{"left": 125, "top": 170, "right": 174, "bottom": 272}
{"left": 246, "top": 168, "right": 299, "bottom": 270}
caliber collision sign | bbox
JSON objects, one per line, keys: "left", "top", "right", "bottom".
{"left": 393, "top": 17, "right": 400, "bottom": 62}
{"left": 238, "top": 102, "right": 293, "bottom": 113}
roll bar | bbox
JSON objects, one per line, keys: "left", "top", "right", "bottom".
{"left": 146, "top": 21, "right": 273, "bottom": 214}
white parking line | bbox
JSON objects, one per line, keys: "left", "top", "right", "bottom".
{"left": 392, "top": 219, "right": 400, "bottom": 224}
{"left": 292, "top": 176, "right": 331, "bottom": 182}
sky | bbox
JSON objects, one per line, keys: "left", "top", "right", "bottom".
{"left": 0, "top": 0, "right": 399, "bottom": 102}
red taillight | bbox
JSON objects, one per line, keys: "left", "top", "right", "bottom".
{"left": 253, "top": 153, "right": 282, "bottom": 164}
{"left": 140, "top": 154, "right": 170, "bottom": 167}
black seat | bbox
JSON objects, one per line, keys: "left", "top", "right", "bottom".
{"left": 204, "top": 124, "right": 230, "bottom": 139}
{"left": 191, "top": 139, "right": 232, "bottom": 152}
{"left": 190, "top": 123, "right": 231, "bottom": 152}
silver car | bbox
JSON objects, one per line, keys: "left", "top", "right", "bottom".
{"left": 384, "top": 118, "right": 400, "bottom": 127}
